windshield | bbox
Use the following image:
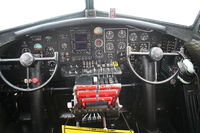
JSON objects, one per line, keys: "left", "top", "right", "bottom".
{"left": 95, "top": 0, "right": 200, "bottom": 26}
{"left": 0, "top": 0, "right": 85, "bottom": 31}
{"left": 0, "top": 0, "right": 199, "bottom": 31}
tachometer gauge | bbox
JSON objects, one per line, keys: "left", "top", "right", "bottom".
{"left": 95, "top": 50, "right": 104, "bottom": 58}
{"left": 118, "top": 30, "right": 126, "bottom": 38}
{"left": 118, "top": 42, "right": 126, "bottom": 50}
{"left": 106, "top": 31, "right": 114, "bottom": 39}
{"left": 95, "top": 39, "right": 103, "bottom": 47}
{"left": 106, "top": 42, "right": 114, "bottom": 50}
{"left": 140, "top": 33, "right": 149, "bottom": 41}
{"left": 129, "top": 33, "right": 138, "bottom": 41}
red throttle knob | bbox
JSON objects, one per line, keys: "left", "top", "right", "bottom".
{"left": 31, "top": 78, "right": 40, "bottom": 84}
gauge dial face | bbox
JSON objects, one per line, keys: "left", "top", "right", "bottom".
{"left": 106, "top": 42, "right": 114, "bottom": 50}
{"left": 118, "top": 42, "right": 126, "bottom": 50}
{"left": 95, "top": 50, "right": 104, "bottom": 58}
{"left": 95, "top": 39, "right": 103, "bottom": 47}
{"left": 45, "top": 47, "right": 55, "bottom": 56}
{"left": 118, "top": 30, "right": 126, "bottom": 38}
{"left": 129, "top": 43, "right": 137, "bottom": 51}
{"left": 129, "top": 33, "right": 138, "bottom": 41}
{"left": 106, "top": 31, "right": 114, "bottom": 39}
{"left": 61, "top": 43, "right": 68, "bottom": 49}
{"left": 94, "top": 27, "right": 103, "bottom": 35}
{"left": 34, "top": 43, "right": 43, "bottom": 51}
{"left": 139, "top": 43, "right": 149, "bottom": 51}
{"left": 140, "top": 33, "right": 149, "bottom": 41}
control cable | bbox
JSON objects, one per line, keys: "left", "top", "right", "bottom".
{"left": 121, "top": 112, "right": 134, "bottom": 133}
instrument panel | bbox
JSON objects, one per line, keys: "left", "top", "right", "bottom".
{"left": 8, "top": 24, "right": 184, "bottom": 78}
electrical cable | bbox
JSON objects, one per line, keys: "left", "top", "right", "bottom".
{"left": 135, "top": 121, "right": 140, "bottom": 133}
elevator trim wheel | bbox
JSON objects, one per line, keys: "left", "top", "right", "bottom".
{"left": 62, "top": 125, "right": 134, "bottom": 133}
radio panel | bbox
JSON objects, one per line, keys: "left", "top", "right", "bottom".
{"left": 70, "top": 28, "right": 91, "bottom": 55}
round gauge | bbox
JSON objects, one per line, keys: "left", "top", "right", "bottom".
{"left": 140, "top": 43, "right": 149, "bottom": 51}
{"left": 94, "top": 27, "right": 103, "bottom": 35}
{"left": 95, "top": 50, "right": 104, "bottom": 58}
{"left": 34, "top": 43, "right": 43, "bottom": 51}
{"left": 129, "top": 33, "right": 138, "bottom": 41}
{"left": 95, "top": 39, "right": 103, "bottom": 47}
{"left": 139, "top": 43, "right": 149, "bottom": 51}
{"left": 45, "top": 36, "right": 53, "bottom": 41}
{"left": 61, "top": 43, "right": 68, "bottom": 49}
{"left": 118, "top": 30, "right": 126, "bottom": 38}
{"left": 106, "top": 42, "right": 114, "bottom": 50}
{"left": 118, "top": 42, "right": 126, "bottom": 50}
{"left": 45, "top": 47, "right": 55, "bottom": 56}
{"left": 22, "top": 48, "right": 31, "bottom": 53}
{"left": 140, "top": 33, "right": 149, "bottom": 41}
{"left": 130, "top": 43, "right": 137, "bottom": 51}
{"left": 106, "top": 31, "right": 114, "bottom": 40}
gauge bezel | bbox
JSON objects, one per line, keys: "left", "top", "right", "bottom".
{"left": 129, "top": 32, "right": 138, "bottom": 41}
{"left": 94, "top": 38, "right": 103, "bottom": 47}
{"left": 118, "top": 29, "right": 127, "bottom": 38}
{"left": 140, "top": 32, "right": 149, "bottom": 41}
{"left": 118, "top": 42, "right": 126, "bottom": 50}
{"left": 105, "top": 30, "right": 114, "bottom": 40}
{"left": 105, "top": 42, "right": 114, "bottom": 51}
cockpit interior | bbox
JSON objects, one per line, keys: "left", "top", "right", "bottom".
{"left": 0, "top": 0, "right": 200, "bottom": 133}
